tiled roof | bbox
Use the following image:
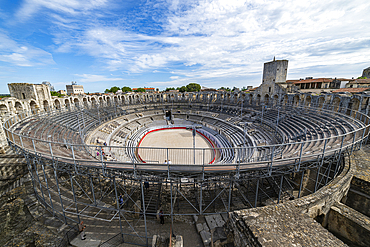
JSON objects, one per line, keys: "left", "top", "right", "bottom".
{"left": 293, "top": 78, "right": 333, "bottom": 84}
{"left": 347, "top": 79, "right": 370, "bottom": 84}
{"left": 332, "top": 88, "right": 369, "bottom": 93}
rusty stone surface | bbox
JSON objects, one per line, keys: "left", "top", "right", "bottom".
{"left": 0, "top": 187, "right": 60, "bottom": 246}
{"left": 351, "top": 145, "right": 370, "bottom": 183}
{"left": 227, "top": 149, "right": 356, "bottom": 247}
{"left": 328, "top": 202, "right": 370, "bottom": 247}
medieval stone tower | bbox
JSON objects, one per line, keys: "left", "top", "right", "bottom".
{"left": 362, "top": 67, "right": 370, "bottom": 78}
{"left": 256, "top": 57, "right": 288, "bottom": 98}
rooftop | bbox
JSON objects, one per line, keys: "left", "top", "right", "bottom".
{"left": 332, "top": 87, "right": 370, "bottom": 93}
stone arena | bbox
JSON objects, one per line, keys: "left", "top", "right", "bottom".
{"left": 1, "top": 60, "right": 370, "bottom": 247}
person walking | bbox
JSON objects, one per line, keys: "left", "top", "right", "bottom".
{"left": 79, "top": 221, "right": 86, "bottom": 240}
{"left": 119, "top": 194, "right": 124, "bottom": 207}
{"left": 159, "top": 210, "right": 164, "bottom": 225}
{"left": 144, "top": 181, "right": 149, "bottom": 191}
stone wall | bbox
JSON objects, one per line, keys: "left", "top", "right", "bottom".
{"left": 227, "top": 156, "right": 353, "bottom": 246}
{"left": 328, "top": 202, "right": 370, "bottom": 247}
{"left": 362, "top": 67, "right": 370, "bottom": 78}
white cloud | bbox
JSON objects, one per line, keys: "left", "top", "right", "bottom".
{"left": 15, "top": 0, "right": 108, "bottom": 21}
{"left": 0, "top": 32, "right": 54, "bottom": 66}
{"left": 75, "top": 73, "right": 123, "bottom": 83}
{"left": 17, "top": 0, "right": 370, "bottom": 87}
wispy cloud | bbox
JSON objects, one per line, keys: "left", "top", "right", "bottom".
{"left": 75, "top": 73, "right": 123, "bottom": 83}
{"left": 0, "top": 32, "right": 54, "bottom": 66}
{"left": 48, "top": 0, "right": 370, "bottom": 80}
{"left": 15, "top": 0, "right": 108, "bottom": 21}
{"left": 3, "top": 0, "right": 370, "bottom": 92}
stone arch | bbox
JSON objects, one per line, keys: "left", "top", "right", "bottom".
{"left": 65, "top": 99, "right": 70, "bottom": 108}
{"left": 256, "top": 94, "right": 261, "bottom": 106}
{"left": 332, "top": 97, "right": 341, "bottom": 112}
{"left": 43, "top": 100, "right": 49, "bottom": 111}
{"left": 293, "top": 95, "right": 299, "bottom": 106}
{"left": 73, "top": 98, "right": 79, "bottom": 107}
{"left": 54, "top": 99, "right": 61, "bottom": 109}
{"left": 361, "top": 97, "right": 369, "bottom": 111}
{"left": 91, "top": 97, "right": 97, "bottom": 105}
{"left": 305, "top": 95, "right": 312, "bottom": 107}
{"left": 106, "top": 97, "right": 111, "bottom": 106}
{"left": 14, "top": 101, "right": 23, "bottom": 112}
{"left": 0, "top": 104, "right": 8, "bottom": 116}
{"left": 318, "top": 97, "right": 325, "bottom": 108}
{"left": 283, "top": 95, "right": 288, "bottom": 105}
{"left": 83, "top": 97, "right": 88, "bottom": 107}
{"left": 30, "top": 100, "right": 38, "bottom": 111}
{"left": 264, "top": 94, "right": 270, "bottom": 105}
{"left": 350, "top": 98, "right": 360, "bottom": 116}
{"left": 273, "top": 95, "right": 279, "bottom": 106}
{"left": 248, "top": 94, "right": 253, "bottom": 105}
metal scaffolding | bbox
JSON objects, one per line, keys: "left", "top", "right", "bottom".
{"left": 3, "top": 98, "right": 370, "bottom": 246}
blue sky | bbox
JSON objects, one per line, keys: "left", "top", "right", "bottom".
{"left": 0, "top": 0, "right": 370, "bottom": 93}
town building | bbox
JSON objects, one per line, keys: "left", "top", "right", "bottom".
{"left": 345, "top": 78, "right": 370, "bottom": 88}
{"left": 66, "top": 82, "right": 84, "bottom": 95}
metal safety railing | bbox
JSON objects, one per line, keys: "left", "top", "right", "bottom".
{"left": 2, "top": 102, "right": 370, "bottom": 175}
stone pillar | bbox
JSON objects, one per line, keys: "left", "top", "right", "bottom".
{"left": 0, "top": 119, "right": 8, "bottom": 153}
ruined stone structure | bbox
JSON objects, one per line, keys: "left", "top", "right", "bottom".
{"left": 1, "top": 60, "right": 370, "bottom": 246}
{"left": 362, "top": 67, "right": 370, "bottom": 78}
{"left": 7, "top": 83, "right": 52, "bottom": 112}
{"left": 253, "top": 58, "right": 289, "bottom": 105}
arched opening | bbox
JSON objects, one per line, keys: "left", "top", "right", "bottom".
{"left": 318, "top": 97, "right": 325, "bottom": 108}
{"left": 283, "top": 95, "right": 288, "bottom": 105}
{"left": 264, "top": 94, "right": 270, "bottom": 105}
{"left": 333, "top": 97, "right": 341, "bottom": 112}
{"left": 74, "top": 98, "right": 79, "bottom": 107}
{"left": 256, "top": 94, "right": 261, "bottom": 106}
{"left": 273, "top": 95, "right": 279, "bottom": 106}
{"left": 65, "top": 99, "right": 70, "bottom": 108}
{"left": 83, "top": 98, "right": 88, "bottom": 107}
{"left": 54, "top": 99, "right": 61, "bottom": 109}
{"left": 361, "top": 97, "right": 369, "bottom": 111}
{"left": 0, "top": 104, "right": 8, "bottom": 116}
{"left": 43, "top": 100, "right": 49, "bottom": 111}
{"left": 293, "top": 95, "right": 299, "bottom": 106}
{"left": 349, "top": 98, "right": 360, "bottom": 117}
{"left": 305, "top": 95, "right": 312, "bottom": 107}
{"left": 30, "top": 100, "right": 38, "bottom": 111}
{"left": 14, "top": 102, "right": 23, "bottom": 112}
{"left": 91, "top": 98, "right": 96, "bottom": 105}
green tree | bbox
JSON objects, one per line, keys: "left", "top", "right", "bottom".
{"left": 50, "top": 91, "right": 65, "bottom": 97}
{"left": 186, "top": 83, "right": 201, "bottom": 92}
{"left": 121, "top": 86, "right": 132, "bottom": 92}
{"left": 179, "top": 86, "right": 187, "bottom": 92}
{"left": 165, "top": 87, "right": 176, "bottom": 92}
{"left": 105, "top": 86, "right": 120, "bottom": 93}
{"left": 218, "top": 87, "right": 231, "bottom": 91}
{"left": 357, "top": 77, "right": 367, "bottom": 79}
{"left": 135, "top": 88, "right": 146, "bottom": 92}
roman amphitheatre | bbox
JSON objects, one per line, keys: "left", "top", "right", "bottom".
{"left": 1, "top": 59, "right": 370, "bottom": 247}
